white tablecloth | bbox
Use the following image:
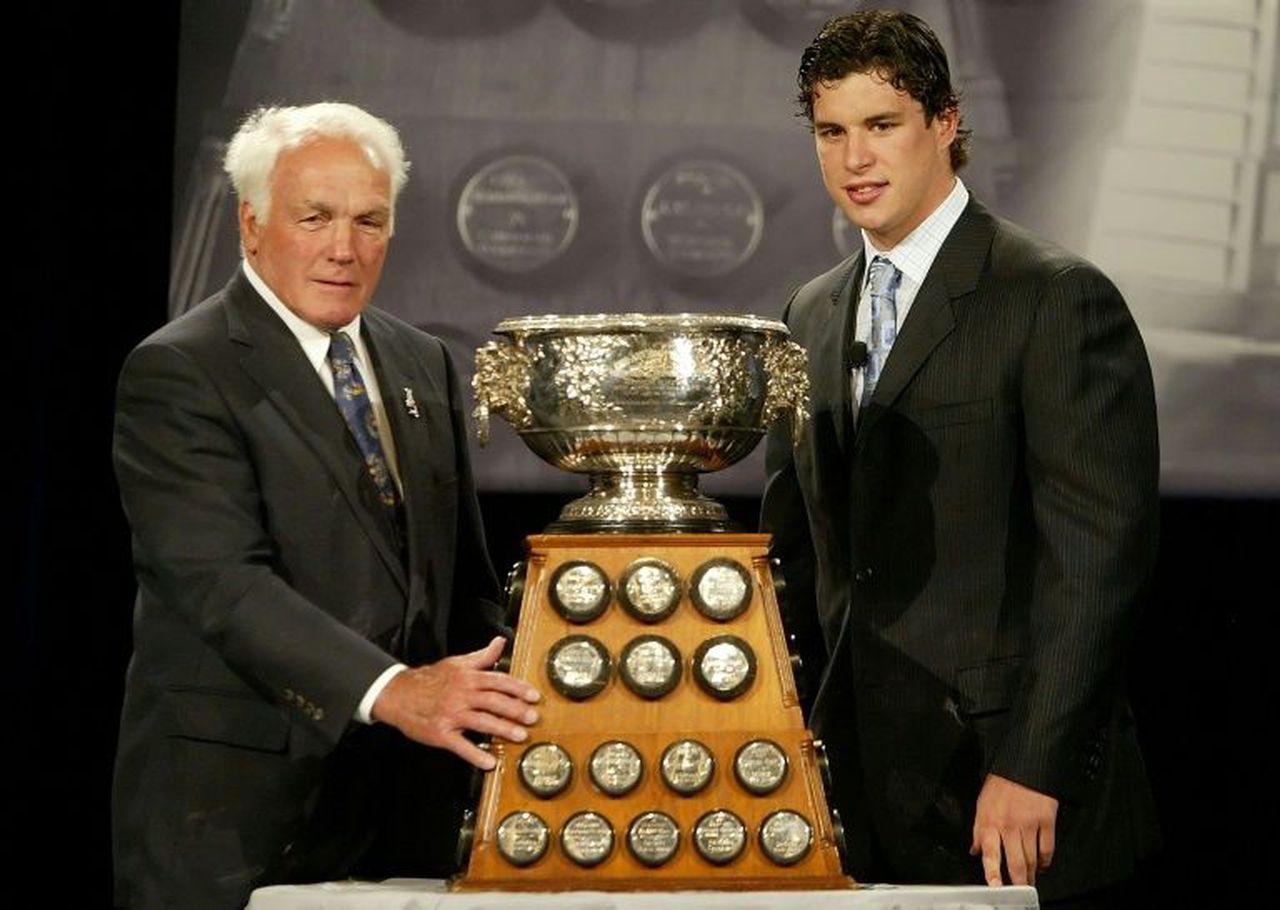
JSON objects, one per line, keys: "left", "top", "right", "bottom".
{"left": 247, "top": 878, "right": 1038, "bottom": 910}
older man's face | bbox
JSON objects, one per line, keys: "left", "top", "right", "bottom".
{"left": 240, "top": 136, "right": 392, "bottom": 330}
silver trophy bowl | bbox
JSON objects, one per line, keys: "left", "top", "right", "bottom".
{"left": 474, "top": 313, "right": 808, "bottom": 531}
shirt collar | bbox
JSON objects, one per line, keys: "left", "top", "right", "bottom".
{"left": 861, "top": 177, "right": 969, "bottom": 288}
{"left": 241, "top": 259, "right": 364, "bottom": 370}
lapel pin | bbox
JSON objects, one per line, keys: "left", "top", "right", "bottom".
{"left": 402, "top": 387, "right": 420, "bottom": 419}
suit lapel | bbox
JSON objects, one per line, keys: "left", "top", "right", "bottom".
{"left": 224, "top": 273, "right": 409, "bottom": 595}
{"left": 856, "top": 200, "right": 995, "bottom": 441}
{"left": 819, "top": 253, "right": 862, "bottom": 457}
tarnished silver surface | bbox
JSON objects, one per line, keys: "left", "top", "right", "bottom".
{"left": 693, "top": 809, "right": 747, "bottom": 865}
{"left": 518, "top": 742, "right": 573, "bottom": 798}
{"left": 660, "top": 738, "right": 715, "bottom": 795}
{"left": 691, "top": 558, "right": 752, "bottom": 621}
{"left": 759, "top": 809, "right": 813, "bottom": 866}
{"left": 546, "top": 635, "right": 611, "bottom": 700}
{"left": 549, "top": 560, "right": 611, "bottom": 623}
{"left": 693, "top": 635, "right": 757, "bottom": 700}
{"left": 589, "top": 740, "right": 644, "bottom": 796}
{"left": 496, "top": 811, "right": 550, "bottom": 866}
{"left": 620, "top": 634, "right": 682, "bottom": 699}
{"left": 734, "top": 739, "right": 789, "bottom": 795}
{"left": 627, "top": 810, "right": 681, "bottom": 867}
{"left": 473, "top": 313, "right": 809, "bottom": 530}
{"left": 560, "top": 811, "right": 615, "bottom": 867}
{"left": 619, "top": 557, "right": 682, "bottom": 622}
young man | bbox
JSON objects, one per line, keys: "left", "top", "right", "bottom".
{"left": 762, "top": 12, "right": 1160, "bottom": 906}
{"left": 112, "top": 103, "right": 540, "bottom": 909}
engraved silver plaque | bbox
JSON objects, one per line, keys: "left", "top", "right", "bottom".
{"left": 456, "top": 154, "right": 579, "bottom": 273}
{"left": 692, "top": 635, "right": 757, "bottom": 700}
{"left": 627, "top": 810, "right": 681, "bottom": 867}
{"left": 640, "top": 159, "right": 764, "bottom": 277}
{"left": 660, "top": 738, "right": 715, "bottom": 795}
{"left": 589, "top": 740, "right": 644, "bottom": 796}
{"left": 759, "top": 809, "right": 813, "bottom": 866}
{"left": 547, "top": 635, "right": 611, "bottom": 700}
{"left": 619, "top": 558, "right": 682, "bottom": 622}
{"left": 560, "top": 810, "right": 615, "bottom": 868}
{"left": 620, "top": 634, "right": 682, "bottom": 699}
{"left": 496, "top": 810, "right": 550, "bottom": 866}
{"left": 518, "top": 742, "right": 573, "bottom": 798}
{"left": 692, "top": 809, "right": 747, "bottom": 865}
{"left": 733, "top": 739, "right": 789, "bottom": 796}
{"left": 690, "top": 558, "right": 753, "bottom": 621}
{"left": 549, "top": 560, "right": 611, "bottom": 623}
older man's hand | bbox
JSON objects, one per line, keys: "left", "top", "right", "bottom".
{"left": 970, "top": 773, "right": 1058, "bottom": 887}
{"left": 372, "top": 636, "right": 541, "bottom": 769}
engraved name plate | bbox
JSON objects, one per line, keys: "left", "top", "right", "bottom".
{"left": 640, "top": 159, "right": 764, "bottom": 277}
{"left": 690, "top": 558, "right": 753, "bottom": 621}
{"left": 549, "top": 560, "right": 612, "bottom": 623}
{"left": 589, "top": 740, "right": 644, "bottom": 796}
{"left": 620, "top": 634, "right": 682, "bottom": 699}
{"left": 547, "top": 635, "right": 612, "bottom": 700}
{"left": 692, "top": 634, "right": 757, "bottom": 700}
{"left": 660, "top": 738, "right": 715, "bottom": 795}
{"left": 693, "top": 808, "right": 747, "bottom": 865}
{"left": 518, "top": 742, "right": 573, "bottom": 798}
{"left": 560, "top": 810, "right": 615, "bottom": 867}
{"left": 619, "top": 557, "right": 682, "bottom": 622}
{"left": 496, "top": 810, "right": 550, "bottom": 866}
{"left": 627, "top": 810, "right": 681, "bottom": 867}
{"left": 456, "top": 154, "right": 579, "bottom": 273}
{"left": 759, "top": 809, "right": 813, "bottom": 866}
{"left": 734, "top": 739, "right": 789, "bottom": 795}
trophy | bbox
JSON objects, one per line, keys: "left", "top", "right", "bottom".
{"left": 455, "top": 314, "right": 851, "bottom": 891}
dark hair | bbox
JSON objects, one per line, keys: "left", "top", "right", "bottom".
{"left": 796, "top": 10, "right": 970, "bottom": 170}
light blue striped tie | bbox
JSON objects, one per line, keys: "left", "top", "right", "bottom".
{"left": 861, "top": 256, "right": 899, "bottom": 408}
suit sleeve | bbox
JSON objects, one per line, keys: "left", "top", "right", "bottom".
{"left": 114, "top": 340, "right": 397, "bottom": 744}
{"left": 989, "top": 263, "right": 1159, "bottom": 801}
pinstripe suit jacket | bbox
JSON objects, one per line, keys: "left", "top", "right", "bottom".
{"left": 762, "top": 199, "right": 1161, "bottom": 898}
{"left": 112, "top": 269, "right": 504, "bottom": 909}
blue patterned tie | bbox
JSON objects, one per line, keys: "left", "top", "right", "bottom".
{"left": 861, "top": 256, "right": 899, "bottom": 408}
{"left": 326, "top": 332, "right": 400, "bottom": 509}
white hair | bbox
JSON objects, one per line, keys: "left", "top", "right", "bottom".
{"left": 223, "top": 102, "right": 410, "bottom": 231}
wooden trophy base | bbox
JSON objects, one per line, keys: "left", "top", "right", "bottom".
{"left": 453, "top": 533, "right": 853, "bottom": 892}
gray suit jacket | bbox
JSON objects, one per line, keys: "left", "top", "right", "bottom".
{"left": 762, "top": 199, "right": 1161, "bottom": 898}
{"left": 112, "top": 269, "right": 503, "bottom": 909}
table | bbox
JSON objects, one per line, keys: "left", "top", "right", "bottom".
{"left": 247, "top": 878, "right": 1039, "bottom": 909}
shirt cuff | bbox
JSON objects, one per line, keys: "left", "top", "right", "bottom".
{"left": 356, "top": 662, "right": 408, "bottom": 724}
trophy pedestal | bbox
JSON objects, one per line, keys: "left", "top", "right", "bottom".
{"left": 453, "top": 533, "right": 852, "bottom": 891}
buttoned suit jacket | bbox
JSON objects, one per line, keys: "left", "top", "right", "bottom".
{"left": 112, "top": 269, "right": 504, "bottom": 909}
{"left": 762, "top": 199, "right": 1161, "bottom": 899}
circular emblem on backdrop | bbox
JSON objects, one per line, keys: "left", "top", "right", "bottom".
{"left": 627, "top": 810, "right": 681, "bottom": 866}
{"left": 742, "top": 0, "right": 859, "bottom": 48}
{"left": 640, "top": 159, "right": 764, "bottom": 278}
{"left": 690, "top": 558, "right": 753, "bottom": 621}
{"left": 590, "top": 740, "right": 645, "bottom": 796}
{"left": 546, "top": 635, "right": 612, "bottom": 700}
{"left": 693, "top": 808, "right": 748, "bottom": 865}
{"left": 496, "top": 811, "right": 550, "bottom": 866}
{"left": 560, "top": 811, "right": 615, "bottom": 867}
{"left": 549, "top": 560, "right": 612, "bottom": 623}
{"left": 371, "top": 0, "right": 544, "bottom": 37}
{"left": 518, "top": 742, "right": 574, "bottom": 798}
{"left": 456, "top": 154, "right": 579, "bottom": 274}
{"left": 759, "top": 809, "right": 814, "bottom": 866}
{"left": 555, "top": 0, "right": 716, "bottom": 42}
{"left": 692, "top": 634, "right": 757, "bottom": 701}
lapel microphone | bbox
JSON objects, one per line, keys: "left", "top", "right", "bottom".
{"left": 848, "top": 340, "right": 869, "bottom": 371}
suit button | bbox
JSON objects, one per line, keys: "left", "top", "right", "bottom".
{"left": 854, "top": 567, "right": 873, "bottom": 584}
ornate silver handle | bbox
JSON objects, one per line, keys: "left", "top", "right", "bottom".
{"left": 472, "top": 341, "right": 535, "bottom": 446}
{"left": 761, "top": 338, "right": 810, "bottom": 447}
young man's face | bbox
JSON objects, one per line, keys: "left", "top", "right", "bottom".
{"left": 813, "top": 70, "right": 958, "bottom": 251}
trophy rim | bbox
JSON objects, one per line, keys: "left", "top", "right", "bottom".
{"left": 492, "top": 312, "right": 789, "bottom": 336}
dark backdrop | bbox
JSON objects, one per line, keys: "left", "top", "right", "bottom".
{"left": 22, "top": 4, "right": 1274, "bottom": 906}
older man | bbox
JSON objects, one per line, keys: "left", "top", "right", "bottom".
{"left": 112, "top": 103, "right": 540, "bottom": 910}
{"left": 762, "top": 12, "right": 1161, "bottom": 908}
